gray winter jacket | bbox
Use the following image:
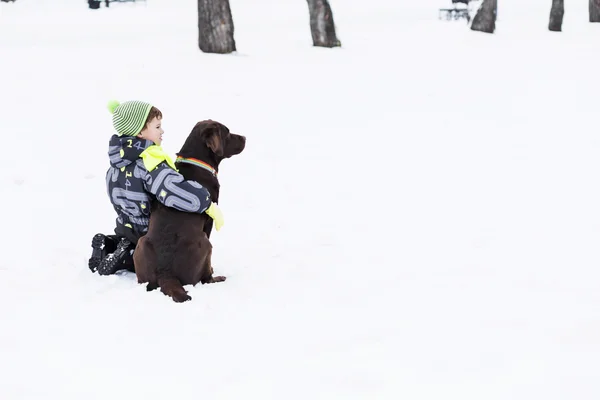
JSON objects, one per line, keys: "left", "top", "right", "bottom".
{"left": 105, "top": 135, "right": 212, "bottom": 243}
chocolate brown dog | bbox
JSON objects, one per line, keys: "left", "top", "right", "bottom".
{"left": 134, "top": 120, "right": 246, "bottom": 302}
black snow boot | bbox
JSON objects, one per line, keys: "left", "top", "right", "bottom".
{"left": 97, "top": 237, "right": 133, "bottom": 276}
{"left": 88, "top": 234, "right": 118, "bottom": 273}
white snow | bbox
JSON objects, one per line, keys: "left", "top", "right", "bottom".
{"left": 0, "top": 0, "right": 599, "bottom": 399}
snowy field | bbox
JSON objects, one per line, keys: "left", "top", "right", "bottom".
{"left": 0, "top": 0, "right": 599, "bottom": 398}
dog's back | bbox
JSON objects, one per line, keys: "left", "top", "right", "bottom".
{"left": 135, "top": 203, "right": 213, "bottom": 301}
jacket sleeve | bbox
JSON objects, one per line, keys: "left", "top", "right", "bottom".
{"left": 141, "top": 161, "right": 212, "bottom": 214}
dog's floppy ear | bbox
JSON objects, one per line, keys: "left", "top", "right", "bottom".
{"left": 203, "top": 125, "right": 224, "bottom": 156}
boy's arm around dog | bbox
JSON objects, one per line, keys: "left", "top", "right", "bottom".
{"left": 139, "top": 145, "right": 224, "bottom": 229}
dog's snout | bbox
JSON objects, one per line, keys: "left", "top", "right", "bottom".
{"left": 225, "top": 134, "right": 245, "bottom": 157}
{"left": 236, "top": 135, "right": 246, "bottom": 148}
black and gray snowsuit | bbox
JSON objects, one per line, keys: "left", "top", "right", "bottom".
{"left": 106, "top": 134, "right": 212, "bottom": 244}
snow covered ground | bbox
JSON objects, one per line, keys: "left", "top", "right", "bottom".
{"left": 0, "top": 0, "right": 599, "bottom": 398}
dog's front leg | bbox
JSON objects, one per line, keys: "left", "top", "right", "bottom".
{"left": 159, "top": 277, "right": 192, "bottom": 302}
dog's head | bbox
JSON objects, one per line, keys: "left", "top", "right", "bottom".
{"left": 178, "top": 120, "right": 246, "bottom": 165}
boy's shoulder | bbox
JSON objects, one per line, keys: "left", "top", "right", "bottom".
{"left": 109, "top": 134, "right": 152, "bottom": 151}
{"left": 109, "top": 135, "right": 154, "bottom": 163}
{"left": 139, "top": 145, "right": 178, "bottom": 173}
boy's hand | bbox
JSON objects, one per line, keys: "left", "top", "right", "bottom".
{"left": 205, "top": 202, "right": 224, "bottom": 231}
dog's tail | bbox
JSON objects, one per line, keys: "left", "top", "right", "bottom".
{"left": 158, "top": 277, "right": 191, "bottom": 303}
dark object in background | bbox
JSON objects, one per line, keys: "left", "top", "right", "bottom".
{"left": 591, "top": 0, "right": 600, "bottom": 22}
{"left": 198, "top": 0, "right": 237, "bottom": 54}
{"left": 0, "top": 0, "right": 17, "bottom": 3}
{"left": 438, "top": 8, "right": 471, "bottom": 22}
{"left": 549, "top": 0, "right": 565, "bottom": 31}
{"left": 439, "top": 0, "right": 472, "bottom": 23}
{"left": 306, "top": 0, "right": 342, "bottom": 48}
{"left": 471, "top": 0, "right": 497, "bottom": 33}
{"left": 91, "top": 0, "right": 146, "bottom": 9}
{"left": 105, "top": 0, "right": 146, "bottom": 7}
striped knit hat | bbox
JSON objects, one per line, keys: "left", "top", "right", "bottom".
{"left": 107, "top": 100, "right": 152, "bottom": 136}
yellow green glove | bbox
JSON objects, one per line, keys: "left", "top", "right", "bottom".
{"left": 205, "top": 202, "right": 224, "bottom": 231}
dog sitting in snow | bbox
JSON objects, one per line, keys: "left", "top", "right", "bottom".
{"left": 134, "top": 120, "right": 246, "bottom": 302}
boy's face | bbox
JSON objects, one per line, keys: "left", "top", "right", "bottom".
{"left": 137, "top": 117, "right": 164, "bottom": 145}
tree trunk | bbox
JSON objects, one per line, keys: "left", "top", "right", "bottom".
{"left": 549, "top": 0, "right": 564, "bottom": 31}
{"left": 471, "top": 0, "right": 497, "bottom": 34}
{"left": 198, "top": 0, "right": 236, "bottom": 54}
{"left": 307, "top": 0, "right": 341, "bottom": 48}
{"left": 590, "top": 0, "right": 600, "bottom": 22}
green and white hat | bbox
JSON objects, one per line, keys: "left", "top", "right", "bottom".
{"left": 107, "top": 99, "right": 152, "bottom": 136}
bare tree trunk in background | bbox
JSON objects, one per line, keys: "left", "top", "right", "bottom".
{"left": 590, "top": 0, "right": 600, "bottom": 22}
{"left": 307, "top": 0, "right": 341, "bottom": 47}
{"left": 198, "top": 0, "right": 236, "bottom": 54}
{"left": 471, "top": 0, "right": 497, "bottom": 33}
{"left": 548, "top": 0, "right": 564, "bottom": 31}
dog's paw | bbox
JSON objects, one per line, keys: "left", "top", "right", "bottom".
{"left": 172, "top": 291, "right": 192, "bottom": 303}
{"left": 211, "top": 276, "right": 226, "bottom": 283}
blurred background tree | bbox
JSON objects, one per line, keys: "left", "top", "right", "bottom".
{"left": 307, "top": 0, "right": 341, "bottom": 47}
{"left": 590, "top": 0, "right": 600, "bottom": 22}
{"left": 549, "top": 0, "right": 564, "bottom": 31}
{"left": 198, "top": 0, "right": 236, "bottom": 54}
{"left": 471, "top": 0, "right": 497, "bottom": 33}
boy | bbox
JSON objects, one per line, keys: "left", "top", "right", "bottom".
{"left": 88, "top": 100, "right": 223, "bottom": 276}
